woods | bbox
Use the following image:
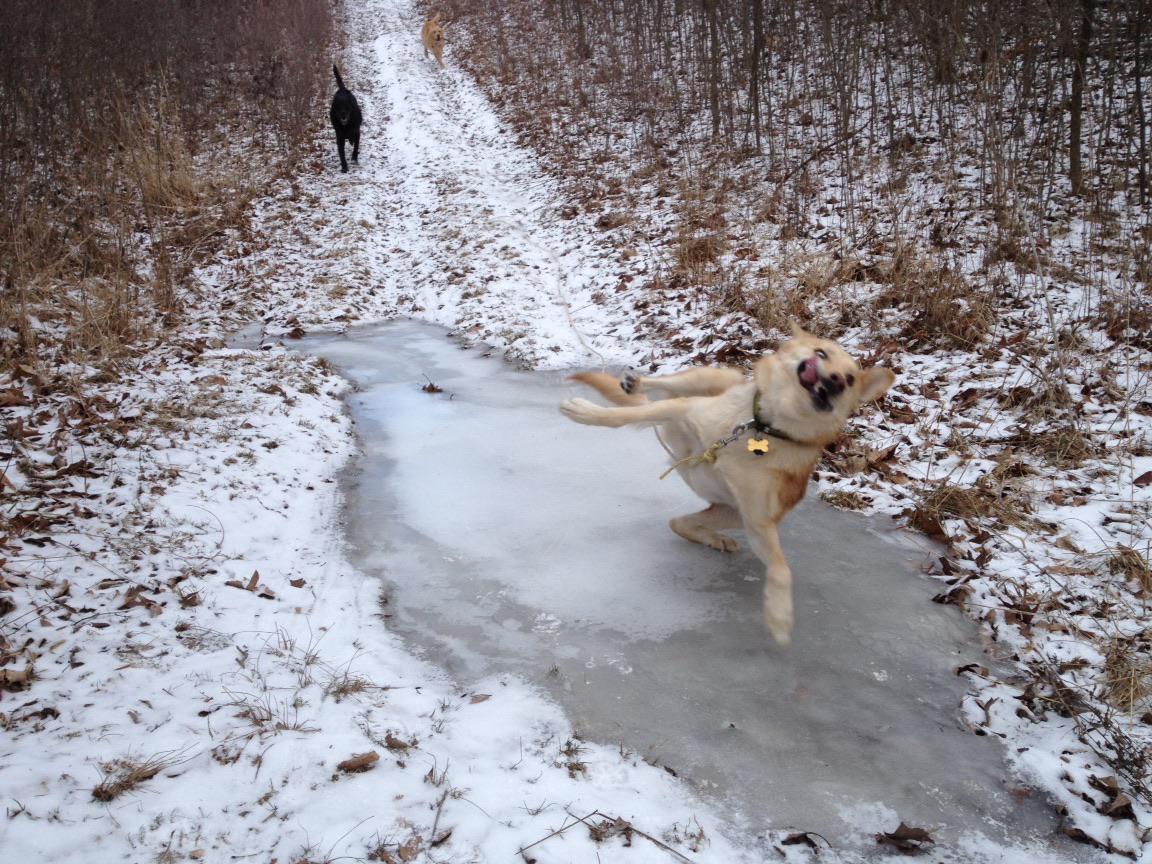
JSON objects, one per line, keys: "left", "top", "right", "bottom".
{"left": 0, "top": 0, "right": 332, "bottom": 373}
{"left": 451, "top": 0, "right": 1152, "bottom": 202}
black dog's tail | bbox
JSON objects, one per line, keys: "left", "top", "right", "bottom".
{"left": 333, "top": 64, "right": 345, "bottom": 90}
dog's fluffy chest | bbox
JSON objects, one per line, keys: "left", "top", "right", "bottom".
{"left": 658, "top": 385, "right": 753, "bottom": 506}
{"left": 658, "top": 383, "right": 815, "bottom": 508}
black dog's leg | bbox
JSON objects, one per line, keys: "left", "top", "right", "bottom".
{"left": 336, "top": 130, "right": 349, "bottom": 172}
{"left": 350, "top": 131, "right": 360, "bottom": 164}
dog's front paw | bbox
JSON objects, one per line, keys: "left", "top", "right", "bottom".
{"left": 619, "top": 370, "right": 642, "bottom": 395}
{"left": 559, "top": 398, "right": 603, "bottom": 425}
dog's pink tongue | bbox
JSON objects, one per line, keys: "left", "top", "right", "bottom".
{"left": 799, "top": 357, "right": 820, "bottom": 386}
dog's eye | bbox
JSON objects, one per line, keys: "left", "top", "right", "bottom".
{"left": 846, "top": 374, "right": 856, "bottom": 387}
{"left": 815, "top": 349, "right": 828, "bottom": 359}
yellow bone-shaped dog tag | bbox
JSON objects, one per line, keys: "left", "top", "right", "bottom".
{"left": 747, "top": 437, "right": 771, "bottom": 455}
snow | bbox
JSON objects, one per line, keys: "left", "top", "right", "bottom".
{"left": 1, "top": 0, "right": 1147, "bottom": 860}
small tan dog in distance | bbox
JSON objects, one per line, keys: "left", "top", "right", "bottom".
{"left": 421, "top": 13, "right": 446, "bottom": 68}
{"left": 560, "top": 323, "right": 895, "bottom": 645}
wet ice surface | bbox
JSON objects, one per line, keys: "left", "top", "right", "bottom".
{"left": 302, "top": 319, "right": 1093, "bottom": 860}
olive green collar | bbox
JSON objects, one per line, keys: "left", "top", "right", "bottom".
{"left": 751, "top": 389, "right": 804, "bottom": 444}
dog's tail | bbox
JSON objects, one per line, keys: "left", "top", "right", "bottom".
{"left": 567, "top": 372, "right": 647, "bottom": 406}
{"left": 333, "top": 65, "right": 345, "bottom": 90}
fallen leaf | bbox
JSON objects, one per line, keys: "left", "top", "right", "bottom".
{"left": 907, "top": 508, "right": 949, "bottom": 544}
{"left": 1089, "top": 775, "right": 1119, "bottom": 795}
{"left": 0, "top": 663, "right": 34, "bottom": 690}
{"left": 876, "top": 822, "right": 934, "bottom": 854}
{"left": 337, "top": 751, "right": 380, "bottom": 773}
{"left": 121, "top": 586, "right": 162, "bottom": 616}
{"left": 470, "top": 693, "right": 491, "bottom": 704}
{"left": 289, "top": 578, "right": 306, "bottom": 588}
{"left": 1135, "top": 471, "right": 1152, "bottom": 488}
{"left": 384, "top": 733, "right": 414, "bottom": 754}
{"left": 781, "top": 832, "right": 820, "bottom": 852}
{"left": 1103, "top": 792, "right": 1135, "bottom": 820}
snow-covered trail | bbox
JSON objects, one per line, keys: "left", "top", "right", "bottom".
{"left": 307, "top": 0, "right": 648, "bottom": 369}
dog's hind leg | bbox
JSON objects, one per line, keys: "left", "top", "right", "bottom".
{"left": 336, "top": 132, "right": 349, "bottom": 172}
{"left": 669, "top": 503, "right": 740, "bottom": 552}
{"left": 351, "top": 132, "right": 360, "bottom": 164}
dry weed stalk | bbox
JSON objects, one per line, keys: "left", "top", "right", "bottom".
{"left": 876, "top": 252, "right": 995, "bottom": 350}
{"left": 918, "top": 479, "right": 1033, "bottom": 532}
{"left": 819, "top": 489, "right": 871, "bottom": 511}
{"left": 1036, "top": 660, "right": 1152, "bottom": 810}
{"left": 995, "top": 427, "right": 1096, "bottom": 468}
{"left": 91, "top": 747, "right": 194, "bottom": 801}
{"left": 1109, "top": 546, "right": 1152, "bottom": 595}
{"left": 1103, "top": 638, "right": 1152, "bottom": 713}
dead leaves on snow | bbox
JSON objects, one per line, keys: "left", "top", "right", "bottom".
{"left": 874, "top": 822, "right": 934, "bottom": 855}
{"left": 0, "top": 662, "right": 35, "bottom": 692}
{"left": 336, "top": 750, "right": 380, "bottom": 773}
{"left": 518, "top": 808, "right": 700, "bottom": 864}
{"left": 225, "top": 569, "right": 276, "bottom": 600}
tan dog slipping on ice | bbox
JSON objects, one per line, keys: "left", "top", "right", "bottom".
{"left": 421, "top": 13, "right": 446, "bottom": 68}
{"left": 559, "top": 323, "right": 895, "bottom": 646}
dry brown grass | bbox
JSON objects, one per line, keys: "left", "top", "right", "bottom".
{"left": 1098, "top": 290, "right": 1152, "bottom": 350}
{"left": 995, "top": 427, "right": 1097, "bottom": 468}
{"left": 819, "top": 489, "right": 872, "bottom": 511}
{"left": 1103, "top": 639, "right": 1152, "bottom": 713}
{"left": 0, "top": 0, "right": 332, "bottom": 377}
{"left": 1109, "top": 546, "right": 1152, "bottom": 595}
{"left": 875, "top": 251, "right": 995, "bottom": 350}
{"left": 92, "top": 749, "right": 192, "bottom": 801}
{"left": 736, "top": 250, "right": 872, "bottom": 336}
{"left": 675, "top": 233, "right": 727, "bottom": 271}
{"left": 917, "top": 479, "right": 1033, "bottom": 531}
{"left": 323, "top": 670, "right": 379, "bottom": 702}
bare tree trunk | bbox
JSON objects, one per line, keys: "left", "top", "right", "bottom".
{"left": 1134, "top": 0, "right": 1150, "bottom": 204}
{"left": 1070, "top": 0, "right": 1095, "bottom": 195}
{"left": 704, "top": 0, "right": 721, "bottom": 139}
{"left": 573, "top": 0, "right": 591, "bottom": 60}
{"left": 750, "top": 0, "right": 764, "bottom": 151}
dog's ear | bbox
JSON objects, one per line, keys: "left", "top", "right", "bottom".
{"left": 788, "top": 319, "right": 814, "bottom": 340}
{"left": 857, "top": 366, "right": 895, "bottom": 403}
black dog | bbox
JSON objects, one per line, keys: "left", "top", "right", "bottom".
{"left": 330, "top": 65, "right": 362, "bottom": 173}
